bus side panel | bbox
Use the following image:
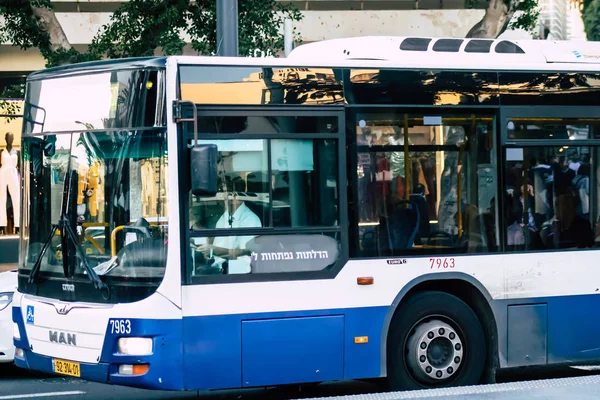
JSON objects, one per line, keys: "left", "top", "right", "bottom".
{"left": 181, "top": 306, "right": 388, "bottom": 390}
{"left": 182, "top": 314, "right": 242, "bottom": 390}
{"left": 547, "top": 293, "right": 600, "bottom": 363}
{"left": 343, "top": 306, "right": 389, "bottom": 379}
{"left": 241, "top": 315, "right": 345, "bottom": 387}
{"left": 493, "top": 292, "right": 600, "bottom": 369}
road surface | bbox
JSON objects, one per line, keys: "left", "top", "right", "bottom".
{"left": 2, "top": 363, "right": 600, "bottom": 400}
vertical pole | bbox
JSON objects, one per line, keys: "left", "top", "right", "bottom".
{"left": 284, "top": 19, "right": 293, "bottom": 56}
{"left": 216, "top": 0, "right": 239, "bottom": 56}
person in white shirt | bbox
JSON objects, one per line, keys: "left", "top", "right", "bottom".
{"left": 194, "top": 191, "right": 262, "bottom": 260}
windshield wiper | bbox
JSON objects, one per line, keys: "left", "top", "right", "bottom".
{"left": 59, "top": 215, "right": 108, "bottom": 291}
{"left": 28, "top": 139, "right": 108, "bottom": 295}
{"left": 27, "top": 217, "right": 107, "bottom": 292}
{"left": 28, "top": 225, "right": 58, "bottom": 284}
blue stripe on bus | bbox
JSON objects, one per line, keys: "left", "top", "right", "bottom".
{"left": 13, "top": 292, "right": 600, "bottom": 391}
{"left": 181, "top": 306, "right": 389, "bottom": 390}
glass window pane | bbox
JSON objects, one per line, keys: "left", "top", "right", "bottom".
{"left": 21, "top": 130, "right": 169, "bottom": 285}
{"left": 24, "top": 70, "right": 161, "bottom": 134}
{"left": 355, "top": 113, "right": 497, "bottom": 256}
{"left": 271, "top": 139, "right": 339, "bottom": 227}
{"left": 189, "top": 138, "right": 339, "bottom": 230}
{"left": 498, "top": 73, "right": 600, "bottom": 106}
{"left": 399, "top": 37, "right": 432, "bottom": 51}
{"left": 178, "top": 66, "right": 344, "bottom": 106}
{"left": 504, "top": 146, "right": 594, "bottom": 251}
{"left": 464, "top": 40, "right": 493, "bottom": 53}
{"left": 432, "top": 39, "right": 463, "bottom": 52}
{"left": 189, "top": 232, "right": 340, "bottom": 277}
{"left": 194, "top": 115, "right": 339, "bottom": 134}
{"left": 506, "top": 118, "right": 599, "bottom": 140}
{"left": 189, "top": 139, "right": 269, "bottom": 229}
{"left": 348, "top": 70, "right": 499, "bottom": 106}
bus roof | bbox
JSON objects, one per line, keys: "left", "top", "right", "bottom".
{"left": 284, "top": 36, "right": 600, "bottom": 71}
{"left": 173, "top": 36, "right": 600, "bottom": 73}
{"left": 26, "top": 56, "right": 167, "bottom": 81}
{"left": 25, "top": 36, "right": 600, "bottom": 81}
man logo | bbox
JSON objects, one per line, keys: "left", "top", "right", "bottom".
{"left": 49, "top": 330, "right": 77, "bottom": 346}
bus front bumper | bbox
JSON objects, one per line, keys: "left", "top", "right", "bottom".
{"left": 14, "top": 348, "right": 183, "bottom": 390}
{"left": 12, "top": 307, "right": 184, "bottom": 390}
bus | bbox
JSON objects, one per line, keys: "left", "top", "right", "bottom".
{"left": 11, "top": 36, "right": 600, "bottom": 392}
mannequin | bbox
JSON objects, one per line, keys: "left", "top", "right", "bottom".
{"left": 0, "top": 132, "right": 20, "bottom": 234}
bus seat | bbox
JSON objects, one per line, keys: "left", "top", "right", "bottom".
{"left": 379, "top": 200, "right": 420, "bottom": 254}
{"left": 409, "top": 193, "right": 430, "bottom": 243}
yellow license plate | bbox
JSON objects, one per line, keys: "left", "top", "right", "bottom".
{"left": 53, "top": 359, "right": 80, "bottom": 377}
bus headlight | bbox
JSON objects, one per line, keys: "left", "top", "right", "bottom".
{"left": 0, "top": 292, "right": 13, "bottom": 312}
{"left": 117, "top": 337, "right": 153, "bottom": 355}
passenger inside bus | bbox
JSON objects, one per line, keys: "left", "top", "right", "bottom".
{"left": 190, "top": 178, "right": 262, "bottom": 274}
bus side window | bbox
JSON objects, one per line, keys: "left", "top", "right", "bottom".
{"left": 354, "top": 113, "right": 497, "bottom": 257}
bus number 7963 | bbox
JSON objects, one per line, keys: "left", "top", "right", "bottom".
{"left": 430, "top": 258, "right": 455, "bottom": 269}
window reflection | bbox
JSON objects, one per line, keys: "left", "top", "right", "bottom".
{"left": 195, "top": 115, "right": 339, "bottom": 134}
{"left": 505, "top": 146, "right": 594, "bottom": 250}
{"left": 179, "top": 66, "right": 344, "bottom": 106}
{"left": 189, "top": 136, "right": 340, "bottom": 276}
{"left": 24, "top": 70, "right": 162, "bottom": 134}
{"left": 507, "top": 118, "right": 600, "bottom": 140}
{"left": 498, "top": 73, "right": 600, "bottom": 106}
{"left": 21, "top": 130, "right": 169, "bottom": 278}
{"left": 347, "top": 70, "right": 499, "bottom": 106}
{"left": 355, "top": 113, "right": 497, "bottom": 256}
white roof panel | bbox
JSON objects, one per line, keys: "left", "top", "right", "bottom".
{"left": 286, "top": 36, "right": 600, "bottom": 69}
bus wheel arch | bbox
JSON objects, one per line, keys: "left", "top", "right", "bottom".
{"left": 383, "top": 276, "right": 499, "bottom": 390}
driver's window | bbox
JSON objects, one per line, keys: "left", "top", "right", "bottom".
{"left": 189, "top": 139, "right": 267, "bottom": 275}
{"left": 188, "top": 135, "right": 341, "bottom": 278}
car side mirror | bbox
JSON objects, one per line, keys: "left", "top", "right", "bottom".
{"left": 190, "top": 144, "right": 218, "bottom": 196}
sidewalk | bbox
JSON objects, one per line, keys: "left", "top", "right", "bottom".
{"left": 0, "top": 263, "right": 17, "bottom": 273}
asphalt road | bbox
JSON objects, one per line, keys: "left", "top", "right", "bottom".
{"left": 2, "top": 363, "right": 600, "bottom": 400}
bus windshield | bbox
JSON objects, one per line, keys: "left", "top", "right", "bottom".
{"left": 18, "top": 129, "right": 168, "bottom": 304}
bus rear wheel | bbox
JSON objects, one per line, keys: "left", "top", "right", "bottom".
{"left": 387, "top": 291, "right": 486, "bottom": 391}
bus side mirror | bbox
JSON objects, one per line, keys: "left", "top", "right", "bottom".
{"left": 190, "top": 144, "right": 218, "bottom": 196}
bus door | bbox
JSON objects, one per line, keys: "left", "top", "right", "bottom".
{"left": 177, "top": 105, "right": 349, "bottom": 389}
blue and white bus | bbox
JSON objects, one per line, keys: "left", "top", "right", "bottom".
{"left": 12, "top": 36, "right": 600, "bottom": 392}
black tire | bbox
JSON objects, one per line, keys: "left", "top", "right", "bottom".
{"left": 387, "top": 290, "right": 486, "bottom": 391}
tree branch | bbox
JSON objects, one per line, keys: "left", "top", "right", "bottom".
{"left": 31, "top": 5, "right": 72, "bottom": 53}
{"left": 465, "top": 0, "right": 515, "bottom": 38}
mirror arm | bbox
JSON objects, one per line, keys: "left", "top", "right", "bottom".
{"left": 174, "top": 100, "right": 199, "bottom": 145}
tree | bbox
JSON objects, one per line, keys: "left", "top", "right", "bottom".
{"left": 465, "top": 0, "right": 541, "bottom": 38}
{"left": 582, "top": 0, "right": 600, "bottom": 41}
{"left": 0, "top": 0, "right": 303, "bottom": 68}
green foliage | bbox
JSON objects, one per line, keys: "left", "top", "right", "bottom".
{"left": 0, "top": 0, "right": 52, "bottom": 58}
{"left": 582, "top": 0, "right": 600, "bottom": 41}
{"left": 89, "top": 0, "right": 303, "bottom": 59}
{"left": 0, "top": 0, "right": 303, "bottom": 68}
{"left": 464, "top": 0, "right": 540, "bottom": 36}
{"left": 508, "top": 0, "right": 541, "bottom": 33}
{"left": 88, "top": 0, "right": 190, "bottom": 59}
{"left": 0, "top": 83, "right": 25, "bottom": 122}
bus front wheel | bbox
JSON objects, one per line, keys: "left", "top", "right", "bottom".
{"left": 387, "top": 290, "right": 486, "bottom": 391}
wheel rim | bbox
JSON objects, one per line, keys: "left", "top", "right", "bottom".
{"left": 406, "top": 319, "right": 464, "bottom": 384}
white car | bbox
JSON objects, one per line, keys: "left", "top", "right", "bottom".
{"left": 0, "top": 269, "right": 17, "bottom": 363}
